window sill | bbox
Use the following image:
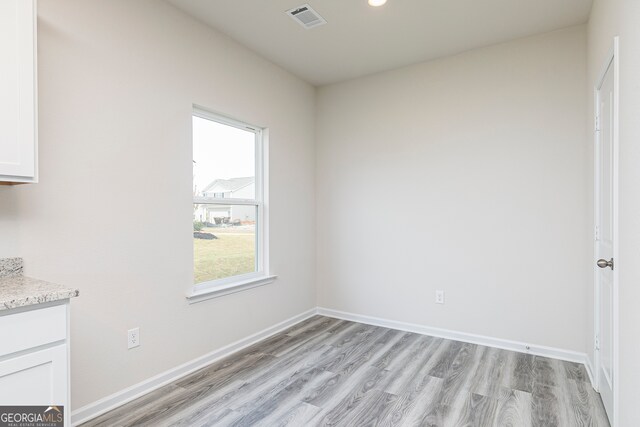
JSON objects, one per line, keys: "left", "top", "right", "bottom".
{"left": 186, "top": 275, "right": 277, "bottom": 304}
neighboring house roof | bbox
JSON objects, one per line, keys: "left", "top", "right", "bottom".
{"left": 202, "top": 176, "right": 254, "bottom": 194}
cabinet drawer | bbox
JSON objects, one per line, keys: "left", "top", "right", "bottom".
{"left": 0, "top": 304, "right": 67, "bottom": 357}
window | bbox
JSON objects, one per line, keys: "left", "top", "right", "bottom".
{"left": 188, "top": 108, "right": 274, "bottom": 302}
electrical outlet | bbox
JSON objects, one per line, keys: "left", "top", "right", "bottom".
{"left": 128, "top": 327, "right": 140, "bottom": 349}
{"left": 435, "top": 290, "right": 445, "bottom": 304}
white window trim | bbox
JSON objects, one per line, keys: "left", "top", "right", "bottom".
{"left": 187, "top": 274, "right": 278, "bottom": 303}
{"left": 187, "top": 107, "right": 275, "bottom": 303}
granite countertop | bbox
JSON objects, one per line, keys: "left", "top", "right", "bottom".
{"left": 0, "top": 258, "right": 79, "bottom": 311}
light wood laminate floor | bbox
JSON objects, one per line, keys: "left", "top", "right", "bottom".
{"left": 82, "top": 316, "right": 610, "bottom": 427}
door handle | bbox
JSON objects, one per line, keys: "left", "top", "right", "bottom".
{"left": 597, "top": 258, "right": 614, "bottom": 270}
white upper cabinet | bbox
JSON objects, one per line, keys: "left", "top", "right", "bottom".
{"left": 0, "top": 0, "right": 37, "bottom": 183}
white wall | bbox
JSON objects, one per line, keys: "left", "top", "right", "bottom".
{"left": 588, "top": 0, "right": 640, "bottom": 424}
{"left": 10, "top": 0, "right": 316, "bottom": 409}
{"left": 316, "top": 26, "right": 589, "bottom": 353}
{"left": 0, "top": 187, "right": 18, "bottom": 258}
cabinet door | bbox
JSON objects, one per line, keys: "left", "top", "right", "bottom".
{"left": 0, "top": 0, "right": 37, "bottom": 181}
{"left": 0, "top": 344, "right": 67, "bottom": 406}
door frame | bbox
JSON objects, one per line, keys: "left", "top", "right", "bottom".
{"left": 593, "top": 36, "right": 619, "bottom": 426}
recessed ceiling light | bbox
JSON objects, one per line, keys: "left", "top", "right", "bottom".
{"left": 368, "top": 0, "right": 387, "bottom": 6}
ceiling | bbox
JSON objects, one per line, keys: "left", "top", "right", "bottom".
{"left": 167, "top": 0, "right": 593, "bottom": 86}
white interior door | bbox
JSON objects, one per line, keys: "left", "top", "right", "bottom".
{"left": 595, "top": 39, "right": 618, "bottom": 425}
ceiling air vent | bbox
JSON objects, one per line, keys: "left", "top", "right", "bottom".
{"left": 286, "top": 4, "right": 327, "bottom": 29}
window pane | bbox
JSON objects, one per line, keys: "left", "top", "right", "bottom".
{"left": 193, "top": 204, "right": 257, "bottom": 284}
{"left": 193, "top": 115, "right": 255, "bottom": 200}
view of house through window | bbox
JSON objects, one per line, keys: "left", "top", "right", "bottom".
{"left": 192, "top": 112, "right": 261, "bottom": 285}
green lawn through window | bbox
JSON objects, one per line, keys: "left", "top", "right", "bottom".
{"left": 194, "top": 226, "right": 255, "bottom": 284}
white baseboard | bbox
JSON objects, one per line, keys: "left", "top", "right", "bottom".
{"left": 317, "top": 307, "right": 594, "bottom": 384}
{"left": 73, "top": 306, "right": 597, "bottom": 425}
{"left": 585, "top": 356, "right": 596, "bottom": 389}
{"left": 70, "top": 308, "right": 317, "bottom": 426}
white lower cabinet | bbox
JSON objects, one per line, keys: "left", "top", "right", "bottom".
{"left": 0, "top": 344, "right": 67, "bottom": 404}
{"left": 0, "top": 302, "right": 70, "bottom": 425}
